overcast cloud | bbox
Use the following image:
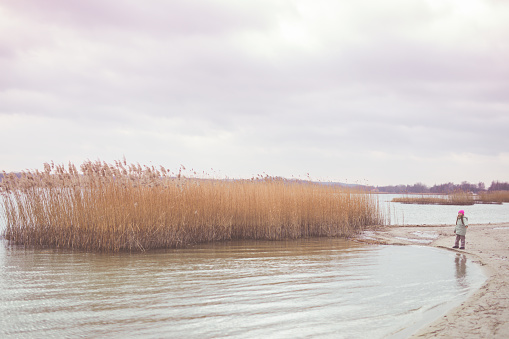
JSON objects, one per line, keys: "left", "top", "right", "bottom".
{"left": 1, "top": 0, "right": 508, "bottom": 186}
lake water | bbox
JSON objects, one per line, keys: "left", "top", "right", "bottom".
{"left": 379, "top": 194, "right": 509, "bottom": 225}
{"left": 0, "top": 238, "right": 485, "bottom": 339}
{"left": 1, "top": 194, "right": 501, "bottom": 338}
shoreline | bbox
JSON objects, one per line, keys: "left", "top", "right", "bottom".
{"left": 362, "top": 222, "right": 509, "bottom": 338}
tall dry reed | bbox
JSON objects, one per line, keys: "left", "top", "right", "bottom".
{"left": 477, "top": 191, "right": 509, "bottom": 204}
{"left": 392, "top": 192, "right": 475, "bottom": 205}
{"left": 0, "top": 160, "right": 384, "bottom": 251}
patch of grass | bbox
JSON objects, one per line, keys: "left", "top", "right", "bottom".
{"left": 1, "top": 160, "right": 384, "bottom": 252}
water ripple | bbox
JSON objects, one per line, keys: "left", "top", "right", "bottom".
{"left": 0, "top": 239, "right": 485, "bottom": 338}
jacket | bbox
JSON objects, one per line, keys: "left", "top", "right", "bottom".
{"left": 455, "top": 216, "right": 469, "bottom": 236}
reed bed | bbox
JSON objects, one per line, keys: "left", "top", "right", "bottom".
{"left": 392, "top": 192, "right": 475, "bottom": 205}
{"left": 0, "top": 160, "right": 384, "bottom": 252}
{"left": 477, "top": 191, "right": 509, "bottom": 204}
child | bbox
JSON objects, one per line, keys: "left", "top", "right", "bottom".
{"left": 453, "top": 210, "right": 469, "bottom": 250}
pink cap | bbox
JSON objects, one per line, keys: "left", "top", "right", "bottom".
{"left": 458, "top": 210, "right": 465, "bottom": 215}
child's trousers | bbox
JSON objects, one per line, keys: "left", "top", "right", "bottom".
{"left": 455, "top": 234, "right": 466, "bottom": 248}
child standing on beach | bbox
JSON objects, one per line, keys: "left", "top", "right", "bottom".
{"left": 453, "top": 210, "right": 469, "bottom": 250}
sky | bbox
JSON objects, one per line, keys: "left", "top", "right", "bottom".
{"left": 1, "top": 0, "right": 508, "bottom": 186}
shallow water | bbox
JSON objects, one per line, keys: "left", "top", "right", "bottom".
{"left": 379, "top": 194, "right": 509, "bottom": 225}
{"left": 0, "top": 238, "right": 485, "bottom": 339}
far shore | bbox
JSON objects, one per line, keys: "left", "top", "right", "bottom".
{"left": 362, "top": 222, "right": 509, "bottom": 338}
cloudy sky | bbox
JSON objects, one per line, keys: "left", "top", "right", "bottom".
{"left": 1, "top": 0, "right": 508, "bottom": 186}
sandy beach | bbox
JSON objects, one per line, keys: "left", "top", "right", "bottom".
{"left": 364, "top": 223, "right": 509, "bottom": 338}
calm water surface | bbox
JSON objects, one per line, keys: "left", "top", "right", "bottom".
{"left": 379, "top": 194, "right": 509, "bottom": 225}
{"left": 0, "top": 238, "right": 485, "bottom": 339}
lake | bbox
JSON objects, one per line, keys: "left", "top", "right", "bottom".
{"left": 0, "top": 238, "right": 485, "bottom": 339}
{"left": 379, "top": 194, "right": 509, "bottom": 225}
{"left": 2, "top": 194, "right": 505, "bottom": 338}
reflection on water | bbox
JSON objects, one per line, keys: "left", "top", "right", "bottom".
{"left": 455, "top": 253, "right": 468, "bottom": 289}
{"left": 0, "top": 239, "right": 485, "bottom": 339}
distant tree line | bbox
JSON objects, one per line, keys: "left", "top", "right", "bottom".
{"left": 489, "top": 181, "right": 509, "bottom": 191}
{"left": 376, "top": 181, "right": 509, "bottom": 194}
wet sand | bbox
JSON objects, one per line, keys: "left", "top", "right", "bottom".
{"left": 362, "top": 223, "right": 509, "bottom": 338}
